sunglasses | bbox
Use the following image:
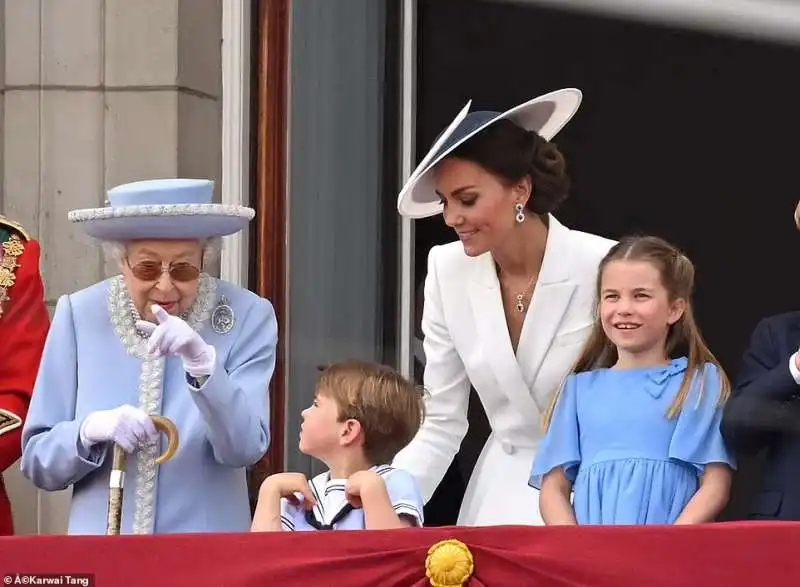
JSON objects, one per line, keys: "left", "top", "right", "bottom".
{"left": 127, "top": 260, "right": 201, "bottom": 282}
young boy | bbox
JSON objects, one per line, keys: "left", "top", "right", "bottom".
{"left": 251, "top": 360, "right": 426, "bottom": 531}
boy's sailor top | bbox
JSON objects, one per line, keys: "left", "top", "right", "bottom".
{"left": 280, "top": 465, "right": 424, "bottom": 531}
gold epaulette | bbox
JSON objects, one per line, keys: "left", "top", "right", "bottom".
{"left": 0, "top": 215, "right": 31, "bottom": 241}
{"left": 0, "top": 230, "right": 27, "bottom": 319}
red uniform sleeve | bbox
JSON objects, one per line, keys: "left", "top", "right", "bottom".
{"left": 0, "top": 239, "right": 50, "bottom": 472}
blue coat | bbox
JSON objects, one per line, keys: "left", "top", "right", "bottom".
{"left": 20, "top": 275, "right": 277, "bottom": 534}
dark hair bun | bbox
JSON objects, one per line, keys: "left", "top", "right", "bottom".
{"left": 528, "top": 137, "right": 570, "bottom": 215}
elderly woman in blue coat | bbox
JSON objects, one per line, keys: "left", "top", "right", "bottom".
{"left": 21, "top": 179, "right": 277, "bottom": 535}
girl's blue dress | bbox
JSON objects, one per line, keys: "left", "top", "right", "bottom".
{"left": 530, "top": 357, "right": 735, "bottom": 524}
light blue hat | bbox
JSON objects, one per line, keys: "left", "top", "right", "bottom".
{"left": 68, "top": 178, "right": 255, "bottom": 240}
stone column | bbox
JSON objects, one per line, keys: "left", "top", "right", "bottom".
{"left": 1, "top": 0, "right": 222, "bottom": 535}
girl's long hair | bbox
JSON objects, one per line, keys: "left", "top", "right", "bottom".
{"left": 543, "top": 235, "right": 730, "bottom": 430}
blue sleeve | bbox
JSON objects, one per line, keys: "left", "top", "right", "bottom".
{"left": 669, "top": 364, "right": 736, "bottom": 473}
{"left": 384, "top": 467, "right": 425, "bottom": 527}
{"left": 188, "top": 297, "right": 278, "bottom": 468}
{"left": 20, "top": 295, "right": 107, "bottom": 491}
{"left": 529, "top": 375, "right": 581, "bottom": 490}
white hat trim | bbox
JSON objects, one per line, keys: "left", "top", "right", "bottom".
{"left": 68, "top": 203, "right": 255, "bottom": 223}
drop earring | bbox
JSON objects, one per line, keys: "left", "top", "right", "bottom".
{"left": 514, "top": 203, "right": 525, "bottom": 224}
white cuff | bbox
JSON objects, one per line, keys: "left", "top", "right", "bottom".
{"left": 788, "top": 352, "right": 800, "bottom": 385}
{"left": 184, "top": 345, "right": 216, "bottom": 378}
{"left": 78, "top": 418, "right": 94, "bottom": 453}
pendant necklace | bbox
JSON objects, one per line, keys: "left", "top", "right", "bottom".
{"left": 513, "top": 273, "right": 538, "bottom": 313}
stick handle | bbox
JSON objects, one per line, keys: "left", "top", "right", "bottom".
{"left": 151, "top": 415, "right": 179, "bottom": 464}
{"left": 105, "top": 416, "right": 180, "bottom": 535}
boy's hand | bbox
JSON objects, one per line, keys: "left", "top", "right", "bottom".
{"left": 345, "top": 470, "right": 387, "bottom": 508}
{"left": 260, "top": 472, "right": 316, "bottom": 509}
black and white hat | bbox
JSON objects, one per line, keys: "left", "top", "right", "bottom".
{"left": 397, "top": 88, "right": 583, "bottom": 218}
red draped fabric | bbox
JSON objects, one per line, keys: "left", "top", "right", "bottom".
{"left": 0, "top": 522, "right": 797, "bottom": 586}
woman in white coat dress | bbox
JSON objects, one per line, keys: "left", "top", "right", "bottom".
{"left": 392, "top": 89, "right": 616, "bottom": 526}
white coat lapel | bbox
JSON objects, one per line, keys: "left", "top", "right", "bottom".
{"left": 516, "top": 217, "right": 576, "bottom": 400}
{"left": 468, "top": 253, "right": 541, "bottom": 419}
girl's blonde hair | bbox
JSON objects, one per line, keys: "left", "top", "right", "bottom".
{"left": 543, "top": 235, "right": 730, "bottom": 430}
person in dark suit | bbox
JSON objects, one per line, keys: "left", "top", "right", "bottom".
{"left": 721, "top": 203, "right": 800, "bottom": 520}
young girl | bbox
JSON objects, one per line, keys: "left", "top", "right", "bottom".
{"left": 530, "top": 235, "right": 735, "bottom": 525}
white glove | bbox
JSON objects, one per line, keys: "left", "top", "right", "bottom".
{"left": 79, "top": 405, "right": 159, "bottom": 453}
{"left": 136, "top": 304, "right": 216, "bottom": 377}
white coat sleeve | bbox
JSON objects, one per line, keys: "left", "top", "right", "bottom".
{"left": 392, "top": 246, "right": 471, "bottom": 502}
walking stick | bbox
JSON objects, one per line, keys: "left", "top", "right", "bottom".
{"left": 106, "top": 415, "right": 179, "bottom": 535}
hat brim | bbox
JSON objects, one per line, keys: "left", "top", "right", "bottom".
{"left": 795, "top": 201, "right": 800, "bottom": 231}
{"left": 68, "top": 204, "right": 255, "bottom": 240}
{"left": 397, "top": 88, "right": 583, "bottom": 219}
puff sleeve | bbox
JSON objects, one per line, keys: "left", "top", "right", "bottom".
{"left": 668, "top": 364, "right": 736, "bottom": 474}
{"left": 529, "top": 375, "right": 581, "bottom": 489}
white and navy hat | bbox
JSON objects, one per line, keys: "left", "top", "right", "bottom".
{"left": 397, "top": 88, "right": 583, "bottom": 219}
{"left": 68, "top": 178, "right": 255, "bottom": 240}
{"left": 795, "top": 201, "right": 800, "bottom": 230}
